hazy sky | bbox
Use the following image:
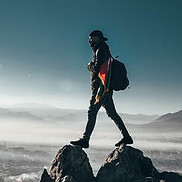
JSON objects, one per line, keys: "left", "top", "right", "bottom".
{"left": 0, "top": 0, "right": 181, "bottom": 115}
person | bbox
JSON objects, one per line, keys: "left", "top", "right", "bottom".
{"left": 70, "top": 30, "right": 133, "bottom": 148}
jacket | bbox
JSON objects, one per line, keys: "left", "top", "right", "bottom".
{"left": 89, "top": 40, "right": 111, "bottom": 98}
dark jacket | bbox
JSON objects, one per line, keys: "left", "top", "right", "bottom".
{"left": 89, "top": 40, "right": 111, "bottom": 96}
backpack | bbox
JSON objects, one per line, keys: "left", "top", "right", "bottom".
{"left": 110, "top": 58, "right": 129, "bottom": 91}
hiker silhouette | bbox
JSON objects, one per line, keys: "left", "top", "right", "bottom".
{"left": 70, "top": 30, "right": 133, "bottom": 148}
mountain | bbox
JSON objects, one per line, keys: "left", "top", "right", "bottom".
{"left": 7, "top": 103, "right": 159, "bottom": 124}
{"left": 155, "top": 110, "right": 182, "bottom": 123}
{"left": 0, "top": 108, "right": 45, "bottom": 122}
{"left": 98, "top": 112, "right": 159, "bottom": 124}
{"left": 139, "top": 110, "right": 182, "bottom": 132}
{"left": 2, "top": 104, "right": 181, "bottom": 132}
{"left": 9, "top": 103, "right": 68, "bottom": 117}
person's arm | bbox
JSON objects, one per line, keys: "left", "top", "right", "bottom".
{"left": 89, "top": 46, "right": 106, "bottom": 74}
{"left": 94, "top": 48, "right": 105, "bottom": 75}
{"left": 88, "top": 43, "right": 110, "bottom": 74}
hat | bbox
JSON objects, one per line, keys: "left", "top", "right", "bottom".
{"left": 89, "top": 30, "right": 108, "bottom": 41}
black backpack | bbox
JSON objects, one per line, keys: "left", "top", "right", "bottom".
{"left": 110, "top": 58, "right": 129, "bottom": 91}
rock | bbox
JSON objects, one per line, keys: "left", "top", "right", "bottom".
{"left": 40, "top": 144, "right": 182, "bottom": 182}
{"left": 96, "top": 146, "right": 160, "bottom": 182}
{"left": 134, "top": 177, "right": 160, "bottom": 182}
{"left": 0, "top": 177, "right": 4, "bottom": 182}
{"left": 60, "top": 175, "right": 77, "bottom": 182}
{"left": 40, "top": 145, "right": 95, "bottom": 182}
{"left": 159, "top": 171, "right": 182, "bottom": 182}
{"left": 40, "top": 168, "right": 54, "bottom": 182}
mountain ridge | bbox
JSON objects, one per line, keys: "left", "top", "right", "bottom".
{"left": 155, "top": 110, "right": 182, "bottom": 123}
{"left": 1, "top": 106, "right": 159, "bottom": 125}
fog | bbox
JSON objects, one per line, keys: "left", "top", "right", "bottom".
{"left": 0, "top": 110, "right": 181, "bottom": 181}
{"left": 0, "top": 114, "right": 181, "bottom": 150}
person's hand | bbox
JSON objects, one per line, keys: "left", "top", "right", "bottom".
{"left": 87, "top": 63, "right": 92, "bottom": 71}
{"left": 87, "top": 62, "right": 95, "bottom": 72}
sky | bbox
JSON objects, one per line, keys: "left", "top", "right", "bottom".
{"left": 0, "top": 0, "right": 181, "bottom": 115}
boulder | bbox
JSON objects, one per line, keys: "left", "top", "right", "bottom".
{"left": 159, "top": 171, "right": 182, "bottom": 182}
{"left": 40, "top": 145, "right": 95, "bottom": 182}
{"left": 40, "top": 168, "right": 54, "bottom": 182}
{"left": 96, "top": 146, "right": 159, "bottom": 182}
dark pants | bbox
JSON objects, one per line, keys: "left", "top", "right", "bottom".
{"left": 83, "top": 90, "right": 130, "bottom": 141}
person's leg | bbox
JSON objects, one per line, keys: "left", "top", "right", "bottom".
{"left": 70, "top": 93, "right": 103, "bottom": 148}
{"left": 82, "top": 94, "right": 103, "bottom": 141}
{"left": 102, "top": 92, "right": 133, "bottom": 145}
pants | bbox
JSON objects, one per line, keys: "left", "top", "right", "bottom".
{"left": 83, "top": 90, "right": 130, "bottom": 141}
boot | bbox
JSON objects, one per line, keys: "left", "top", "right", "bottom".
{"left": 70, "top": 138, "right": 89, "bottom": 148}
{"left": 115, "top": 135, "right": 133, "bottom": 147}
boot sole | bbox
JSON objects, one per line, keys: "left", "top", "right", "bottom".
{"left": 70, "top": 142, "right": 89, "bottom": 148}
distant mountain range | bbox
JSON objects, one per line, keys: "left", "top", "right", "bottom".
{"left": 0, "top": 108, "right": 44, "bottom": 122}
{"left": 4, "top": 104, "right": 159, "bottom": 124}
{"left": 1, "top": 104, "right": 181, "bottom": 133}
{"left": 139, "top": 110, "right": 182, "bottom": 132}
{"left": 155, "top": 110, "right": 182, "bottom": 123}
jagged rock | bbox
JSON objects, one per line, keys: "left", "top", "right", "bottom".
{"left": 134, "top": 177, "right": 160, "bottom": 182}
{"left": 40, "top": 168, "right": 77, "bottom": 182}
{"left": 40, "top": 168, "right": 54, "bottom": 182}
{"left": 96, "top": 146, "right": 160, "bottom": 182}
{"left": 60, "top": 175, "right": 77, "bottom": 182}
{"left": 40, "top": 145, "right": 95, "bottom": 182}
{"left": 160, "top": 171, "right": 182, "bottom": 182}
{"left": 40, "top": 144, "right": 182, "bottom": 182}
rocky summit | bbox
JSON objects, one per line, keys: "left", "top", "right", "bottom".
{"left": 40, "top": 145, "right": 94, "bottom": 182}
{"left": 40, "top": 145, "right": 182, "bottom": 182}
{"left": 96, "top": 146, "right": 159, "bottom": 182}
